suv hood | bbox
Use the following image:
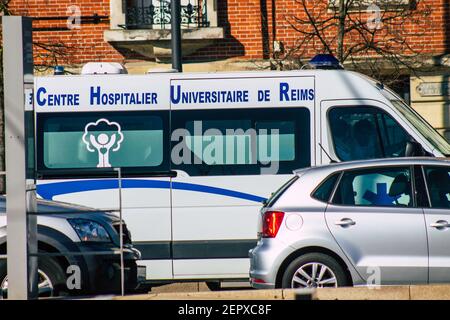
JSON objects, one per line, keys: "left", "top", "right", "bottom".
{"left": 0, "top": 195, "right": 120, "bottom": 223}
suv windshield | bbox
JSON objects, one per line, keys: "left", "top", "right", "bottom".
{"left": 381, "top": 87, "right": 450, "bottom": 156}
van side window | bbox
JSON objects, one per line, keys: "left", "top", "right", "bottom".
{"left": 183, "top": 120, "right": 296, "bottom": 165}
{"left": 332, "top": 167, "right": 413, "bottom": 207}
{"left": 329, "top": 107, "right": 410, "bottom": 161}
{"left": 36, "top": 111, "right": 170, "bottom": 173}
{"left": 171, "top": 108, "right": 310, "bottom": 176}
{"left": 377, "top": 113, "right": 411, "bottom": 157}
{"left": 424, "top": 166, "right": 450, "bottom": 209}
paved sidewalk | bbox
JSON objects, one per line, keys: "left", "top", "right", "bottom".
{"left": 115, "top": 284, "right": 450, "bottom": 300}
{"left": 149, "top": 282, "right": 211, "bottom": 294}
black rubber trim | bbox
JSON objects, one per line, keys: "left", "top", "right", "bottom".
{"left": 37, "top": 169, "right": 178, "bottom": 180}
{"left": 133, "top": 241, "right": 171, "bottom": 260}
{"left": 134, "top": 239, "right": 258, "bottom": 260}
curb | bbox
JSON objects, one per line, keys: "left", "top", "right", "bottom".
{"left": 114, "top": 285, "right": 450, "bottom": 300}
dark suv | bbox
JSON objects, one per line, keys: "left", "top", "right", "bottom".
{"left": 0, "top": 196, "right": 142, "bottom": 297}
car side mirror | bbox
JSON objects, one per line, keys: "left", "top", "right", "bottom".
{"left": 405, "top": 140, "right": 428, "bottom": 157}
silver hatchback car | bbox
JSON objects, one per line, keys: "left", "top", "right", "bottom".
{"left": 249, "top": 157, "right": 450, "bottom": 289}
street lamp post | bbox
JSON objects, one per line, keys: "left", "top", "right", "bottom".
{"left": 171, "top": 0, "right": 183, "bottom": 72}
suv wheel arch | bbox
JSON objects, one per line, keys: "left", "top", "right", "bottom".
{"left": 275, "top": 246, "right": 353, "bottom": 288}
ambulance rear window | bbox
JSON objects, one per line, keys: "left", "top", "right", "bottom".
{"left": 37, "top": 111, "right": 169, "bottom": 171}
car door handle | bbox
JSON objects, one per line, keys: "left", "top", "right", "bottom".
{"left": 430, "top": 220, "right": 450, "bottom": 229}
{"left": 335, "top": 218, "right": 356, "bottom": 227}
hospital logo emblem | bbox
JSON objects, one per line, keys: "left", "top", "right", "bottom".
{"left": 82, "top": 118, "right": 124, "bottom": 168}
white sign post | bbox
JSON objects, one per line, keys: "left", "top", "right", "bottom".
{"left": 3, "top": 16, "right": 38, "bottom": 300}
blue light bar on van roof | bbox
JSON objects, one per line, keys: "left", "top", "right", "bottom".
{"left": 54, "top": 65, "right": 65, "bottom": 75}
{"left": 308, "top": 54, "right": 344, "bottom": 70}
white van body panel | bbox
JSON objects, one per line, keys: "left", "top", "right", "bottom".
{"left": 173, "top": 259, "right": 251, "bottom": 278}
{"left": 138, "top": 260, "right": 173, "bottom": 280}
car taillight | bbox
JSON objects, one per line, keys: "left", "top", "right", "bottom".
{"left": 262, "top": 211, "right": 285, "bottom": 238}
{"left": 252, "top": 278, "right": 266, "bottom": 284}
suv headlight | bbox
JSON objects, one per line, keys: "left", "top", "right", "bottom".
{"left": 68, "top": 219, "right": 111, "bottom": 242}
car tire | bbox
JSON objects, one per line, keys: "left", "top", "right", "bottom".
{"left": 281, "top": 253, "right": 349, "bottom": 289}
{"left": 0, "top": 256, "right": 68, "bottom": 298}
{"left": 0, "top": 260, "right": 6, "bottom": 299}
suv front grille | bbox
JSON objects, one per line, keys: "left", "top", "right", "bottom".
{"left": 113, "top": 222, "right": 132, "bottom": 245}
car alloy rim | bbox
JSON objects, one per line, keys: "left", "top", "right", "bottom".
{"left": 1, "top": 269, "right": 54, "bottom": 299}
{"left": 291, "top": 262, "right": 338, "bottom": 289}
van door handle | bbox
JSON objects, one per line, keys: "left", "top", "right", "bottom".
{"left": 430, "top": 220, "right": 450, "bottom": 229}
{"left": 335, "top": 218, "right": 355, "bottom": 227}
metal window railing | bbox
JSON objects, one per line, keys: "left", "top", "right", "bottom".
{"left": 0, "top": 168, "right": 128, "bottom": 299}
{"left": 122, "top": 0, "right": 209, "bottom": 29}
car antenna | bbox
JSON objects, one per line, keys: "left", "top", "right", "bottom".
{"left": 318, "top": 143, "right": 337, "bottom": 163}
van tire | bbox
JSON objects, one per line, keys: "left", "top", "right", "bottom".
{"left": 0, "top": 257, "right": 68, "bottom": 298}
{"left": 281, "top": 253, "right": 349, "bottom": 289}
{"left": 206, "top": 281, "right": 221, "bottom": 291}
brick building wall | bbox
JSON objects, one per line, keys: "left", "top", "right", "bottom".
{"left": 9, "top": 0, "right": 123, "bottom": 66}
{"left": 6, "top": 0, "right": 450, "bottom": 65}
{"left": 194, "top": 0, "right": 449, "bottom": 61}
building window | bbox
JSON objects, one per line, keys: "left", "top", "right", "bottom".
{"left": 124, "top": 0, "right": 209, "bottom": 29}
{"left": 328, "top": 0, "right": 411, "bottom": 11}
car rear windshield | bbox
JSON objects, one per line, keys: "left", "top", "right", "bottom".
{"left": 312, "top": 172, "right": 340, "bottom": 203}
{"left": 264, "top": 175, "right": 299, "bottom": 207}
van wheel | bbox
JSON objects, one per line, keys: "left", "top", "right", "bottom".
{"left": 206, "top": 281, "right": 221, "bottom": 291}
{"left": 281, "top": 253, "right": 349, "bottom": 289}
{"left": 0, "top": 257, "right": 68, "bottom": 299}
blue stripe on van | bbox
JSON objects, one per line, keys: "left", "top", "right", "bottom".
{"left": 36, "top": 179, "right": 267, "bottom": 203}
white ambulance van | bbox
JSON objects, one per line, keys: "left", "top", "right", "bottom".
{"left": 34, "top": 58, "right": 450, "bottom": 286}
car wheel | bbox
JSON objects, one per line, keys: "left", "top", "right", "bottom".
{"left": 0, "top": 257, "right": 68, "bottom": 299}
{"left": 281, "top": 253, "right": 349, "bottom": 289}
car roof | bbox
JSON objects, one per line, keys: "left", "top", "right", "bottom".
{"left": 294, "top": 157, "right": 450, "bottom": 175}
